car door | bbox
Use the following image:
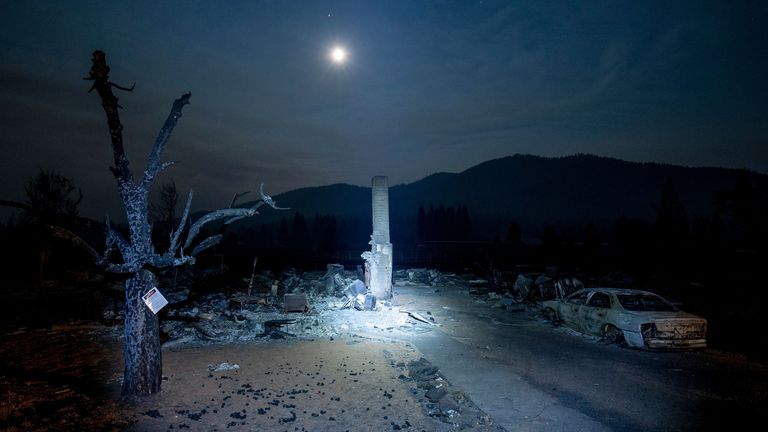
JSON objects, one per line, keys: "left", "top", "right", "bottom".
{"left": 559, "top": 290, "right": 590, "bottom": 331}
{"left": 580, "top": 291, "right": 611, "bottom": 335}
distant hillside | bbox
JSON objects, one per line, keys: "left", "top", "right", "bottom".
{"left": 236, "top": 154, "right": 767, "bottom": 240}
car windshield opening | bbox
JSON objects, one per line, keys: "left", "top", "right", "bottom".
{"left": 617, "top": 294, "right": 677, "bottom": 312}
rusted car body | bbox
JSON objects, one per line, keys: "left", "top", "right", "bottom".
{"left": 542, "top": 288, "right": 707, "bottom": 349}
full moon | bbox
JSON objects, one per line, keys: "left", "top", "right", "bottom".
{"left": 330, "top": 46, "right": 347, "bottom": 64}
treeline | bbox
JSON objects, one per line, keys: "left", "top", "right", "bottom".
{"left": 496, "top": 174, "right": 768, "bottom": 283}
{"left": 231, "top": 203, "right": 474, "bottom": 253}
{"left": 417, "top": 204, "right": 471, "bottom": 242}
{"left": 230, "top": 212, "right": 369, "bottom": 253}
{"left": 2, "top": 168, "right": 766, "bottom": 283}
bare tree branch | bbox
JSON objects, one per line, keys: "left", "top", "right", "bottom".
{"left": 230, "top": 191, "right": 250, "bottom": 208}
{"left": 111, "top": 82, "right": 136, "bottom": 92}
{"left": 141, "top": 94, "right": 191, "bottom": 190}
{"left": 167, "top": 189, "right": 193, "bottom": 256}
{"left": 46, "top": 225, "right": 101, "bottom": 262}
{"left": 260, "top": 183, "right": 289, "bottom": 210}
{"left": 181, "top": 184, "right": 286, "bottom": 253}
{"left": 225, "top": 201, "right": 265, "bottom": 225}
{"left": 105, "top": 262, "right": 141, "bottom": 274}
{"left": 87, "top": 50, "right": 133, "bottom": 182}
{"left": 158, "top": 161, "right": 176, "bottom": 174}
{"left": 182, "top": 207, "right": 259, "bottom": 252}
{"left": 190, "top": 234, "right": 223, "bottom": 257}
{"left": 148, "top": 253, "right": 195, "bottom": 269}
{"left": 102, "top": 217, "right": 130, "bottom": 264}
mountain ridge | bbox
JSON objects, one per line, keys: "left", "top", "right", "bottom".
{"left": 234, "top": 153, "right": 766, "bottom": 239}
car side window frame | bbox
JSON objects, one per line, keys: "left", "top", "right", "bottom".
{"left": 566, "top": 291, "right": 590, "bottom": 305}
{"left": 586, "top": 292, "right": 611, "bottom": 309}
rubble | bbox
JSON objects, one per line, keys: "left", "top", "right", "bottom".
{"left": 208, "top": 362, "right": 240, "bottom": 372}
{"left": 343, "top": 280, "right": 367, "bottom": 302}
{"left": 164, "top": 265, "right": 584, "bottom": 349}
{"left": 259, "top": 319, "right": 296, "bottom": 339}
{"left": 405, "top": 357, "right": 497, "bottom": 428}
{"left": 146, "top": 266, "right": 591, "bottom": 348}
{"left": 341, "top": 279, "right": 378, "bottom": 311}
{"left": 400, "top": 310, "right": 437, "bottom": 325}
{"left": 513, "top": 274, "right": 534, "bottom": 298}
{"left": 155, "top": 266, "right": 455, "bottom": 348}
{"left": 93, "top": 265, "right": 559, "bottom": 429}
{"left": 553, "top": 276, "right": 584, "bottom": 299}
{"left": 321, "top": 263, "right": 347, "bottom": 296}
{"left": 408, "top": 357, "right": 440, "bottom": 381}
{"left": 362, "top": 294, "right": 377, "bottom": 310}
{"left": 393, "top": 269, "right": 467, "bottom": 287}
{"left": 284, "top": 293, "right": 308, "bottom": 313}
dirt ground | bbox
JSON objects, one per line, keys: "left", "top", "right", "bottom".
{"left": 129, "top": 338, "right": 444, "bottom": 432}
{"left": 0, "top": 322, "right": 499, "bottom": 432}
{"left": 6, "top": 271, "right": 763, "bottom": 431}
{"left": 0, "top": 324, "right": 125, "bottom": 431}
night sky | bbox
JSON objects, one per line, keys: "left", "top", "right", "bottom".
{"left": 1, "top": 1, "right": 766, "bottom": 219}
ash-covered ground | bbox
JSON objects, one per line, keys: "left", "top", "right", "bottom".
{"left": 0, "top": 268, "right": 511, "bottom": 432}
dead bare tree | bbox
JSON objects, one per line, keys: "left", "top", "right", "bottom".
{"left": 24, "top": 169, "right": 83, "bottom": 217}
{"left": 85, "top": 50, "right": 285, "bottom": 395}
{"left": 150, "top": 179, "right": 179, "bottom": 247}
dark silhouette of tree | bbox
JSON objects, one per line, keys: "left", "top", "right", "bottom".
{"left": 19, "top": 170, "right": 86, "bottom": 285}
{"left": 417, "top": 203, "right": 472, "bottom": 241}
{"left": 1, "top": 171, "right": 111, "bottom": 286}
{"left": 613, "top": 216, "right": 649, "bottom": 265}
{"left": 652, "top": 177, "right": 688, "bottom": 251}
{"left": 320, "top": 215, "right": 338, "bottom": 253}
{"left": 311, "top": 213, "right": 323, "bottom": 249}
{"left": 505, "top": 221, "right": 522, "bottom": 245}
{"left": 257, "top": 224, "right": 269, "bottom": 246}
{"left": 150, "top": 180, "right": 179, "bottom": 243}
{"left": 278, "top": 217, "right": 289, "bottom": 246}
{"left": 584, "top": 223, "right": 599, "bottom": 251}
{"left": 540, "top": 224, "right": 560, "bottom": 255}
{"left": 714, "top": 172, "right": 767, "bottom": 249}
{"left": 445, "top": 206, "right": 456, "bottom": 238}
{"left": 457, "top": 204, "right": 471, "bottom": 240}
{"left": 614, "top": 216, "right": 648, "bottom": 253}
{"left": 434, "top": 205, "right": 446, "bottom": 239}
{"left": 85, "top": 51, "right": 284, "bottom": 395}
{"left": 221, "top": 231, "right": 240, "bottom": 252}
{"left": 708, "top": 212, "right": 727, "bottom": 250}
{"left": 426, "top": 205, "right": 436, "bottom": 240}
{"left": 337, "top": 218, "right": 349, "bottom": 250}
{"left": 417, "top": 205, "right": 426, "bottom": 242}
{"left": 24, "top": 169, "right": 82, "bottom": 217}
{"left": 302, "top": 214, "right": 344, "bottom": 254}
{"left": 289, "top": 212, "right": 308, "bottom": 247}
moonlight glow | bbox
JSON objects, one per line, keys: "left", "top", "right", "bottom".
{"left": 330, "top": 46, "right": 347, "bottom": 64}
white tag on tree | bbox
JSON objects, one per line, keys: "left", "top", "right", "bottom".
{"left": 142, "top": 287, "right": 168, "bottom": 314}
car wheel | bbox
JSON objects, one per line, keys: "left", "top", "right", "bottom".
{"left": 602, "top": 324, "right": 625, "bottom": 346}
{"left": 542, "top": 308, "right": 560, "bottom": 326}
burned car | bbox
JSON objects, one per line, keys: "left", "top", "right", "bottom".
{"left": 542, "top": 288, "right": 706, "bottom": 349}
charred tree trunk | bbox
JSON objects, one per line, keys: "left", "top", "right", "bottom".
{"left": 122, "top": 269, "right": 161, "bottom": 395}
{"left": 86, "top": 50, "right": 285, "bottom": 396}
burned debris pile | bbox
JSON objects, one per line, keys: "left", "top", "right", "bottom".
{"left": 393, "top": 267, "right": 587, "bottom": 311}
{"left": 402, "top": 357, "right": 500, "bottom": 430}
{"left": 95, "top": 264, "right": 607, "bottom": 349}
{"left": 103, "top": 264, "right": 438, "bottom": 348}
